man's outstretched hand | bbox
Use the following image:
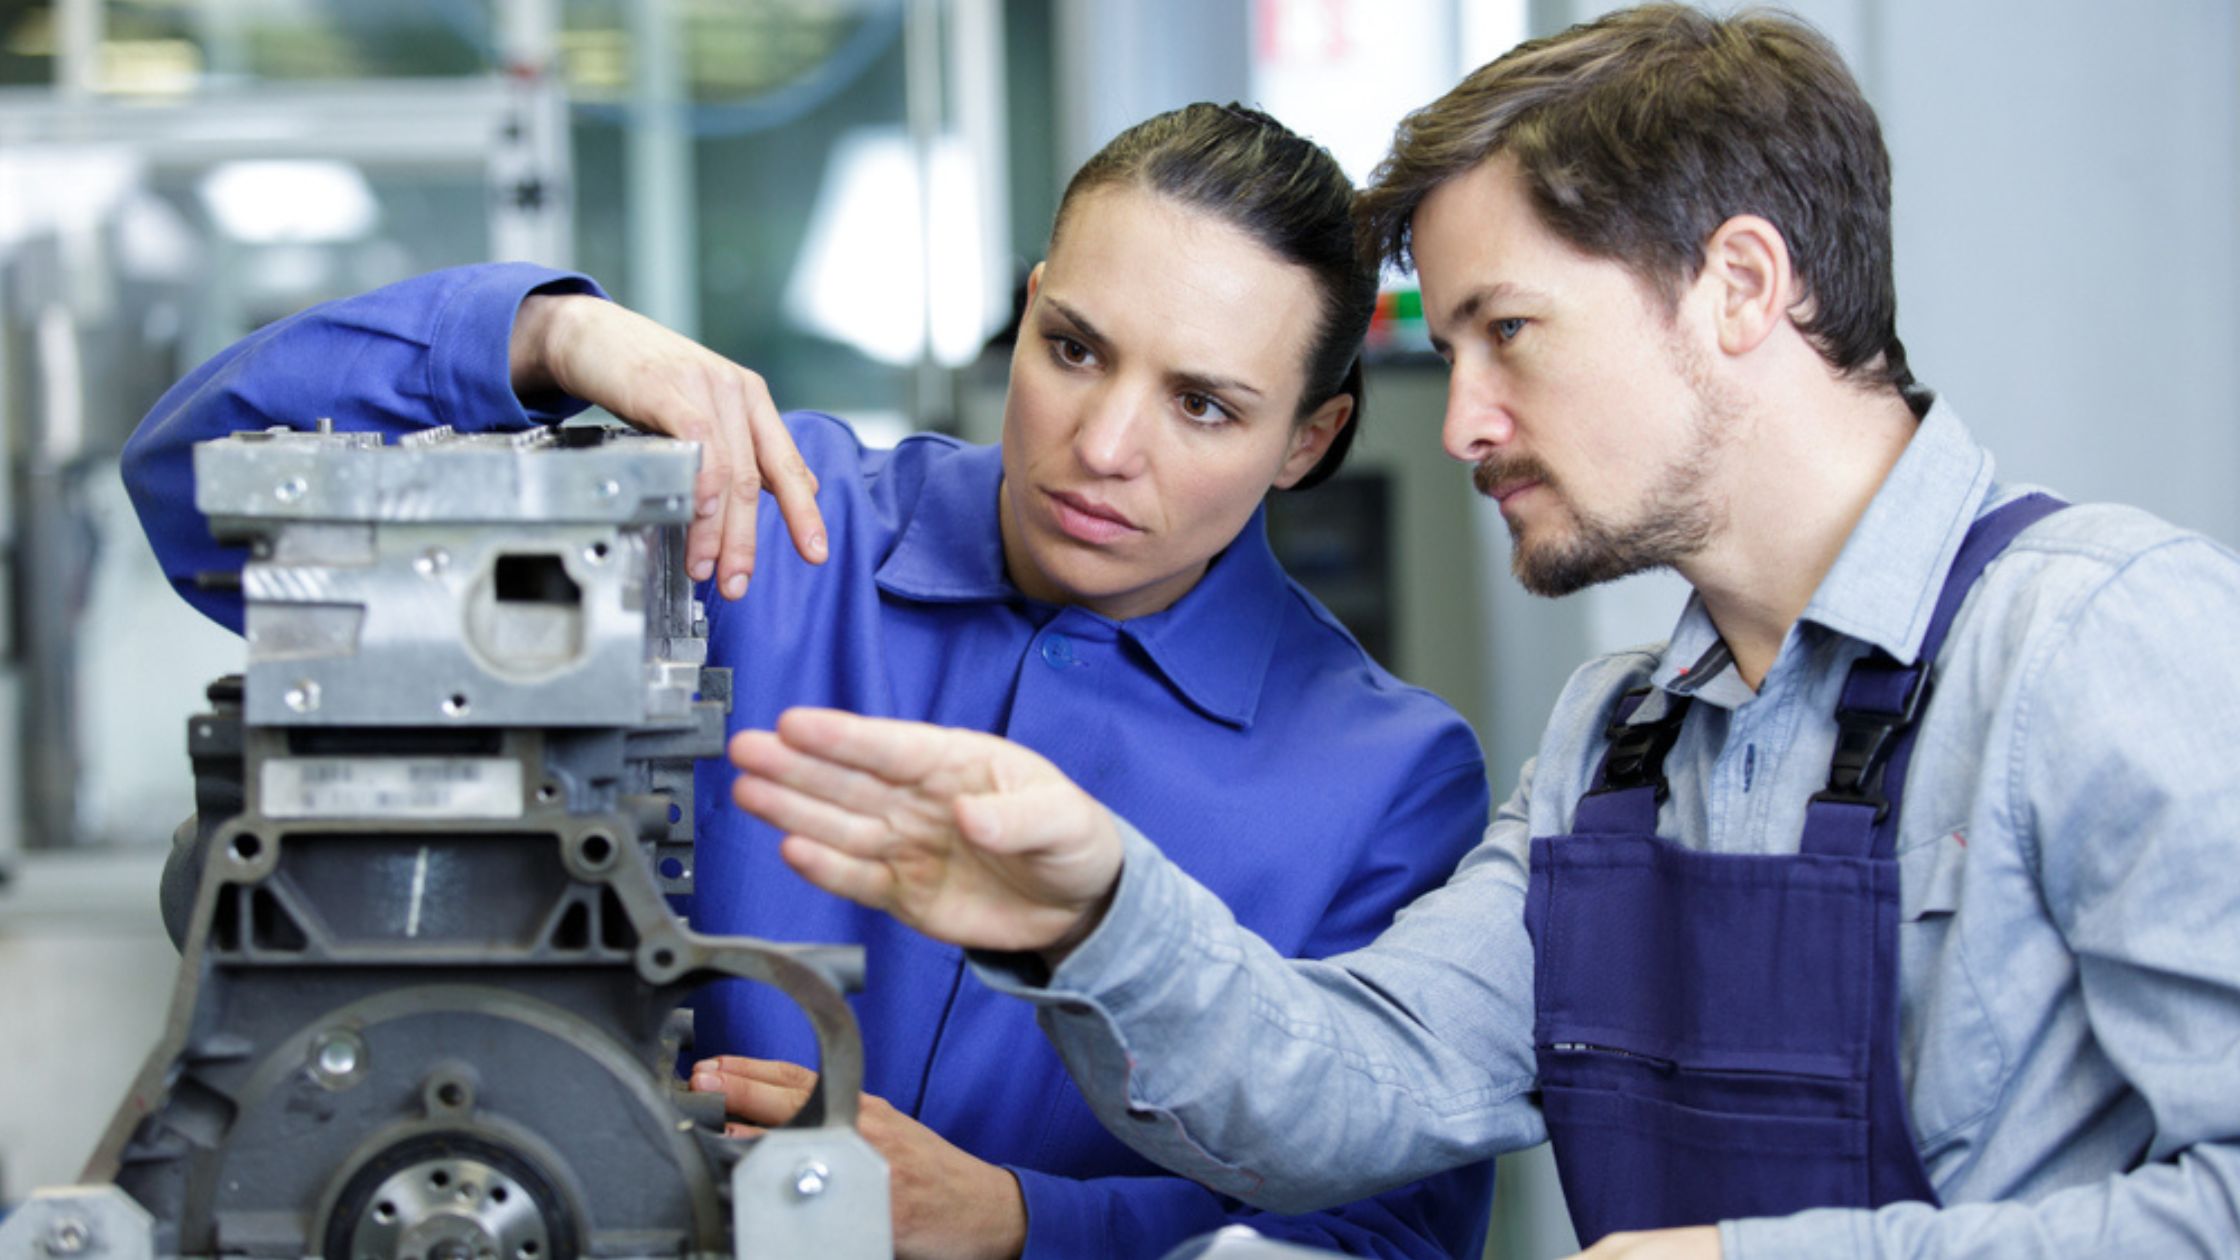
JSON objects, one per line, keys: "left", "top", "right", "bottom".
{"left": 729, "top": 709, "right": 1124, "bottom": 959}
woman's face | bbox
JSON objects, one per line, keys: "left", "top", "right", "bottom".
{"left": 998, "top": 186, "right": 1350, "bottom": 620}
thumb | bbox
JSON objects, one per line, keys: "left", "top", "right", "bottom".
{"left": 955, "top": 780, "right": 1113, "bottom": 858}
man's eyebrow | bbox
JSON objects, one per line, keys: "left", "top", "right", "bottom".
{"left": 1441, "top": 281, "right": 1547, "bottom": 328}
{"left": 1043, "top": 296, "right": 1264, "bottom": 399}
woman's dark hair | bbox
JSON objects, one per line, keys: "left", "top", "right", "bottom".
{"left": 1052, "top": 103, "right": 1375, "bottom": 490}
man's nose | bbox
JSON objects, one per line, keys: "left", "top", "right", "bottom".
{"left": 1442, "top": 361, "right": 1516, "bottom": 464}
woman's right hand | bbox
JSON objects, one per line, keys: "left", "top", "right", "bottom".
{"left": 728, "top": 708, "right": 1125, "bottom": 959}
{"left": 509, "top": 292, "right": 827, "bottom": 600}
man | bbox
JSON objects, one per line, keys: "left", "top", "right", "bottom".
{"left": 725, "top": 6, "right": 2240, "bottom": 1258}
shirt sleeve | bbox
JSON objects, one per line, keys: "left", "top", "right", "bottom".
{"left": 1009, "top": 754, "right": 1503, "bottom": 1259}
{"left": 119, "top": 262, "right": 604, "bottom": 632}
{"left": 1724, "top": 535, "right": 2240, "bottom": 1260}
{"left": 972, "top": 768, "right": 1546, "bottom": 1218}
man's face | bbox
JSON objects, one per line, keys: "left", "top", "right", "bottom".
{"left": 1413, "top": 154, "right": 1732, "bottom": 596}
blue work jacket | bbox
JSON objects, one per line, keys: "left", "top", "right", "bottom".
{"left": 121, "top": 263, "right": 1498, "bottom": 1259}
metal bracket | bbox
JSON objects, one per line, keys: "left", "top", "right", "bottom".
{"left": 730, "top": 1128, "right": 891, "bottom": 1260}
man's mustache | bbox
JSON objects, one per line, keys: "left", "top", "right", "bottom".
{"left": 1473, "top": 454, "right": 1556, "bottom": 499}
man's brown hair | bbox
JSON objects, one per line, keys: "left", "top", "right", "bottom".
{"left": 1358, "top": 4, "right": 1921, "bottom": 402}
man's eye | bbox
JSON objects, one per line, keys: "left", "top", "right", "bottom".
{"left": 1493, "top": 318, "right": 1527, "bottom": 343}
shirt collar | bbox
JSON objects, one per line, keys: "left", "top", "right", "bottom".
{"left": 874, "top": 441, "right": 1014, "bottom": 602}
{"left": 1652, "top": 396, "right": 1997, "bottom": 697}
{"left": 874, "top": 441, "right": 1285, "bottom": 729}
{"left": 1800, "top": 396, "right": 1996, "bottom": 665}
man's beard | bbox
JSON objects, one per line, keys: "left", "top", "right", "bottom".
{"left": 1476, "top": 382, "right": 1729, "bottom": 598}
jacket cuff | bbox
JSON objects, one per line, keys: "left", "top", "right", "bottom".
{"left": 426, "top": 261, "right": 606, "bottom": 432}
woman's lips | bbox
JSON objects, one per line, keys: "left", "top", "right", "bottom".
{"left": 1046, "top": 489, "right": 1141, "bottom": 544}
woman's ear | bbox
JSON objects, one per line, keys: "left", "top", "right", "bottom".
{"left": 1023, "top": 261, "right": 1046, "bottom": 307}
{"left": 1272, "top": 393, "right": 1353, "bottom": 489}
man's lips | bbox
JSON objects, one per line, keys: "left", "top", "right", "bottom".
{"left": 1488, "top": 478, "right": 1541, "bottom": 505}
{"left": 1046, "top": 489, "right": 1142, "bottom": 543}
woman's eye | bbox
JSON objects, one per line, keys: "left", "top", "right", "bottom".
{"left": 1179, "top": 392, "right": 1230, "bottom": 424}
{"left": 1493, "top": 317, "right": 1527, "bottom": 343}
{"left": 1049, "top": 335, "right": 1093, "bottom": 366}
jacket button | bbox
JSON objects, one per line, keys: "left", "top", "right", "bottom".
{"left": 1039, "top": 634, "right": 1075, "bottom": 669}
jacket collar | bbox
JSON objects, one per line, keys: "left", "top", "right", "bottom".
{"left": 875, "top": 442, "right": 1286, "bottom": 729}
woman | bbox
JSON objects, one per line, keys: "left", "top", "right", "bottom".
{"left": 123, "top": 104, "right": 1494, "bottom": 1260}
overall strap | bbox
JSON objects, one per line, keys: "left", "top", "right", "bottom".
{"left": 1574, "top": 687, "right": 1694, "bottom": 834}
{"left": 1802, "top": 493, "right": 2069, "bottom": 859}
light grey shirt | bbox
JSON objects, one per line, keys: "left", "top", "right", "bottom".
{"left": 977, "top": 400, "right": 2240, "bottom": 1259}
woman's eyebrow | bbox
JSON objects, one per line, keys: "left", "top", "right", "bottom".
{"left": 1041, "top": 297, "right": 1107, "bottom": 344}
{"left": 1044, "top": 295, "right": 1263, "bottom": 400}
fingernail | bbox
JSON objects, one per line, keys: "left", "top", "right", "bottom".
{"left": 691, "top": 559, "right": 714, "bottom": 581}
{"left": 810, "top": 532, "right": 828, "bottom": 560}
{"left": 699, "top": 496, "right": 721, "bottom": 519}
{"left": 723, "top": 574, "right": 747, "bottom": 599}
{"left": 691, "top": 1073, "right": 719, "bottom": 1091}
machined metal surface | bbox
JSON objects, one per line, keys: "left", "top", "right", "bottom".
{"left": 197, "top": 425, "right": 703, "bottom": 729}
{"left": 51, "top": 425, "right": 887, "bottom": 1260}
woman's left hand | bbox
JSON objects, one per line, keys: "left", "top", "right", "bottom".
{"left": 690, "top": 1056, "right": 1027, "bottom": 1260}
{"left": 1568, "top": 1226, "right": 1722, "bottom": 1259}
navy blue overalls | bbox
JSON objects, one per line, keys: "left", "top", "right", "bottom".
{"left": 1524, "top": 495, "right": 2064, "bottom": 1243}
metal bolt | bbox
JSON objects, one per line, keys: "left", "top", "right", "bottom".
{"left": 414, "top": 547, "right": 451, "bottom": 577}
{"left": 791, "top": 1160, "right": 830, "bottom": 1200}
{"left": 275, "top": 476, "right": 308, "bottom": 503}
{"left": 285, "top": 679, "right": 322, "bottom": 713}
{"left": 46, "top": 1217, "right": 90, "bottom": 1255}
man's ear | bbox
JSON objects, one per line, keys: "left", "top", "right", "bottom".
{"left": 1700, "top": 215, "right": 1795, "bottom": 357}
{"left": 1273, "top": 392, "right": 1354, "bottom": 489}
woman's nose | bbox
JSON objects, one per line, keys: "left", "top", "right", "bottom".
{"left": 1074, "top": 389, "right": 1152, "bottom": 478}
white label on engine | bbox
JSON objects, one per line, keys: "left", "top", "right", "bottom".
{"left": 260, "top": 757, "right": 524, "bottom": 819}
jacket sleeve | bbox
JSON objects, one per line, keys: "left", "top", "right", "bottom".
{"left": 119, "top": 262, "right": 602, "bottom": 632}
{"left": 1012, "top": 751, "right": 1507, "bottom": 1257}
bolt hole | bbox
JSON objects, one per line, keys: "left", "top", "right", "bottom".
{"left": 520, "top": 1244, "right": 541, "bottom": 1259}
{"left": 436, "top": 1081, "right": 467, "bottom": 1108}
{"left": 658, "top": 857, "right": 686, "bottom": 880}
{"left": 374, "top": 1201, "right": 397, "bottom": 1223}
{"left": 442, "top": 693, "right": 471, "bottom": 718}
{"left": 579, "top": 833, "right": 615, "bottom": 868}
{"left": 430, "top": 1169, "right": 451, "bottom": 1190}
{"left": 230, "top": 833, "right": 264, "bottom": 862}
{"left": 537, "top": 783, "right": 559, "bottom": 803}
{"left": 667, "top": 801, "right": 683, "bottom": 824}
{"left": 489, "top": 1185, "right": 510, "bottom": 1205}
{"left": 652, "top": 947, "right": 677, "bottom": 968}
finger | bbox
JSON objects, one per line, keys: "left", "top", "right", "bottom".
{"left": 778, "top": 835, "right": 898, "bottom": 908}
{"left": 667, "top": 405, "right": 724, "bottom": 585}
{"left": 772, "top": 707, "right": 981, "bottom": 788}
{"left": 697, "top": 1057, "right": 820, "bottom": 1091}
{"left": 730, "top": 729, "right": 911, "bottom": 818}
{"left": 724, "top": 1122, "right": 768, "bottom": 1139}
{"left": 956, "top": 780, "right": 1110, "bottom": 857}
{"left": 691, "top": 1066, "right": 811, "bottom": 1125}
{"left": 732, "top": 775, "right": 899, "bottom": 860}
{"left": 743, "top": 386, "right": 828, "bottom": 565}
{"left": 707, "top": 368, "right": 763, "bottom": 601}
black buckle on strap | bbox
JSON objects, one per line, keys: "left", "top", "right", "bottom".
{"left": 1809, "top": 667, "right": 1933, "bottom": 822}
{"left": 1591, "top": 687, "right": 1689, "bottom": 802}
